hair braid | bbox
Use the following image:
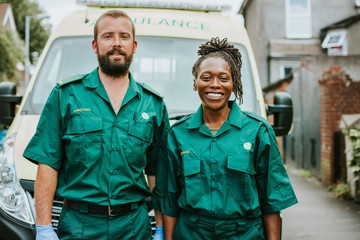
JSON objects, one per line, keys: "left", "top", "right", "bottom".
{"left": 192, "top": 37, "right": 243, "bottom": 104}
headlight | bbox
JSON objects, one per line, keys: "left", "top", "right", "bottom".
{"left": 0, "top": 133, "right": 35, "bottom": 225}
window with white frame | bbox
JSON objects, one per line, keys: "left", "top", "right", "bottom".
{"left": 285, "top": 0, "right": 312, "bottom": 39}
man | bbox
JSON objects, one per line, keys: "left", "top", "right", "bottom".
{"left": 23, "top": 10, "right": 168, "bottom": 240}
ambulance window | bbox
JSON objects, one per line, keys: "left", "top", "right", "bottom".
{"left": 25, "top": 36, "right": 260, "bottom": 116}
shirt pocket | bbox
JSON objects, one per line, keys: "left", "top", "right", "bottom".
{"left": 64, "top": 116, "right": 102, "bottom": 163}
{"left": 124, "top": 120, "right": 154, "bottom": 168}
{"left": 183, "top": 157, "right": 202, "bottom": 205}
{"left": 226, "top": 152, "right": 256, "bottom": 202}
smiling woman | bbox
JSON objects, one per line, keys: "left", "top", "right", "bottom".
{"left": 153, "top": 38, "right": 298, "bottom": 240}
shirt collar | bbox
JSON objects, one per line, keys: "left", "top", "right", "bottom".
{"left": 188, "top": 101, "right": 243, "bottom": 130}
{"left": 84, "top": 68, "right": 141, "bottom": 97}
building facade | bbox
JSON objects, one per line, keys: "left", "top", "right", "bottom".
{"left": 239, "top": 0, "right": 360, "bottom": 180}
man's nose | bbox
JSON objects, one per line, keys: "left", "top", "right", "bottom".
{"left": 112, "top": 36, "right": 123, "bottom": 47}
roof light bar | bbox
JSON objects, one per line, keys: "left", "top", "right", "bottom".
{"left": 76, "top": 0, "right": 232, "bottom": 12}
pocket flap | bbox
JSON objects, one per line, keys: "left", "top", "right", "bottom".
{"left": 67, "top": 116, "right": 102, "bottom": 134}
{"left": 227, "top": 154, "right": 255, "bottom": 175}
{"left": 128, "top": 122, "right": 153, "bottom": 143}
{"left": 183, "top": 159, "right": 201, "bottom": 177}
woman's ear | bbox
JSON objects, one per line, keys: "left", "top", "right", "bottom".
{"left": 193, "top": 79, "right": 197, "bottom": 91}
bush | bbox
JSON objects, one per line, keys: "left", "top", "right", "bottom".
{"left": 0, "top": 25, "right": 24, "bottom": 82}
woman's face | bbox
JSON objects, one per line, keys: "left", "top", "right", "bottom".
{"left": 194, "top": 57, "right": 233, "bottom": 112}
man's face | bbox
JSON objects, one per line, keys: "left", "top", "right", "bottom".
{"left": 92, "top": 16, "right": 137, "bottom": 77}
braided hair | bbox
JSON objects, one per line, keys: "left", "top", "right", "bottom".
{"left": 192, "top": 37, "right": 243, "bottom": 103}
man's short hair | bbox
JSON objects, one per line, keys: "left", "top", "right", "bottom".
{"left": 94, "top": 10, "right": 135, "bottom": 42}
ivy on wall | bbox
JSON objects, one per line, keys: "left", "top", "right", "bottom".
{"left": 349, "top": 128, "right": 360, "bottom": 177}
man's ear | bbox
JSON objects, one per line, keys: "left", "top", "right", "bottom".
{"left": 92, "top": 40, "right": 97, "bottom": 53}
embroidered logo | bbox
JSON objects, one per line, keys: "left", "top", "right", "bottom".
{"left": 73, "top": 108, "right": 91, "bottom": 112}
{"left": 180, "top": 151, "right": 190, "bottom": 156}
{"left": 142, "top": 112, "right": 149, "bottom": 120}
{"left": 243, "top": 142, "right": 252, "bottom": 150}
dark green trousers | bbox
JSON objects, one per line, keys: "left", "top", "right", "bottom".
{"left": 173, "top": 212, "right": 265, "bottom": 240}
{"left": 57, "top": 203, "right": 151, "bottom": 240}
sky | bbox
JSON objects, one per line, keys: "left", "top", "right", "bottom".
{"left": 35, "top": 0, "right": 243, "bottom": 31}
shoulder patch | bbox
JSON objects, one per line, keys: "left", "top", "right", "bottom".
{"left": 170, "top": 115, "right": 191, "bottom": 128}
{"left": 138, "top": 82, "right": 163, "bottom": 99}
{"left": 57, "top": 74, "right": 84, "bottom": 87}
{"left": 243, "top": 111, "right": 272, "bottom": 129}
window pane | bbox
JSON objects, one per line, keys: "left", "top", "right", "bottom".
{"left": 289, "top": 0, "right": 308, "bottom": 14}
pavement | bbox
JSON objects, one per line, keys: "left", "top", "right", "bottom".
{"left": 282, "top": 167, "right": 360, "bottom": 240}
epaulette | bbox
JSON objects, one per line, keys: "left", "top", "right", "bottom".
{"left": 138, "top": 82, "right": 163, "bottom": 99}
{"left": 243, "top": 111, "right": 272, "bottom": 130}
{"left": 170, "top": 115, "right": 191, "bottom": 128}
{"left": 57, "top": 74, "right": 84, "bottom": 87}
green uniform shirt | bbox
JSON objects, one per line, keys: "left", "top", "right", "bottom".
{"left": 157, "top": 101, "right": 297, "bottom": 219}
{"left": 24, "top": 68, "right": 169, "bottom": 206}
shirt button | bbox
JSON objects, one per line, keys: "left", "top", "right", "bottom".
{"left": 213, "top": 183, "right": 218, "bottom": 189}
{"left": 214, "top": 209, "right": 218, "bottom": 214}
{"left": 213, "top": 138, "right": 217, "bottom": 142}
{"left": 114, "top": 123, "right": 118, "bottom": 127}
{"left": 212, "top": 159, "right": 217, "bottom": 164}
{"left": 113, "top": 146, "right": 119, "bottom": 151}
{"left": 81, "top": 127, "right": 85, "bottom": 132}
{"left": 110, "top": 171, "right": 116, "bottom": 175}
{"left": 247, "top": 168, "right": 251, "bottom": 172}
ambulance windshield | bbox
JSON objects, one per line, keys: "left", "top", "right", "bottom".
{"left": 26, "top": 36, "right": 261, "bottom": 116}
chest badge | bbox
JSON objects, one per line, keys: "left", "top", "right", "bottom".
{"left": 243, "top": 142, "right": 252, "bottom": 150}
{"left": 142, "top": 112, "right": 149, "bottom": 120}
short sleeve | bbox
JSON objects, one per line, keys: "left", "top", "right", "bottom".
{"left": 23, "top": 86, "right": 64, "bottom": 170}
{"left": 154, "top": 130, "right": 181, "bottom": 217}
{"left": 145, "top": 101, "right": 170, "bottom": 175}
{"left": 255, "top": 124, "right": 298, "bottom": 214}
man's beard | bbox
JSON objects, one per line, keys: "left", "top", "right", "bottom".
{"left": 97, "top": 47, "right": 134, "bottom": 77}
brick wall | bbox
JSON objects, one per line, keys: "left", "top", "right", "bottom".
{"left": 319, "top": 67, "right": 360, "bottom": 186}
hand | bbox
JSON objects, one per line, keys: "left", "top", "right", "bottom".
{"left": 153, "top": 226, "right": 164, "bottom": 240}
{"left": 35, "top": 224, "right": 59, "bottom": 240}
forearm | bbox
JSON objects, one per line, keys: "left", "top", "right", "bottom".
{"left": 164, "top": 214, "right": 178, "bottom": 240}
{"left": 35, "top": 163, "right": 58, "bottom": 225}
{"left": 262, "top": 212, "right": 281, "bottom": 240}
{"left": 147, "top": 175, "right": 164, "bottom": 226}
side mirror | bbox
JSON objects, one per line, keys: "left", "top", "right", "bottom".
{"left": 0, "top": 82, "right": 23, "bottom": 126}
{"left": 266, "top": 92, "right": 293, "bottom": 136}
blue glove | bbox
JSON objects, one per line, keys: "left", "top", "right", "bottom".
{"left": 35, "top": 224, "right": 59, "bottom": 240}
{"left": 153, "top": 226, "right": 164, "bottom": 240}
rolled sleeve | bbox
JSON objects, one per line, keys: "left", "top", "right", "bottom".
{"left": 23, "top": 86, "right": 64, "bottom": 170}
{"left": 255, "top": 124, "right": 298, "bottom": 214}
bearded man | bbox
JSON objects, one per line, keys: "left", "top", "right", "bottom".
{"left": 23, "top": 10, "right": 169, "bottom": 240}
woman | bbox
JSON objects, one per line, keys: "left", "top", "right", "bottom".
{"left": 155, "top": 38, "right": 297, "bottom": 240}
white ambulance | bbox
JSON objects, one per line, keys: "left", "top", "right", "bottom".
{"left": 0, "top": 1, "right": 292, "bottom": 238}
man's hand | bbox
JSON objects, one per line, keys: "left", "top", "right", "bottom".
{"left": 35, "top": 224, "right": 59, "bottom": 240}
